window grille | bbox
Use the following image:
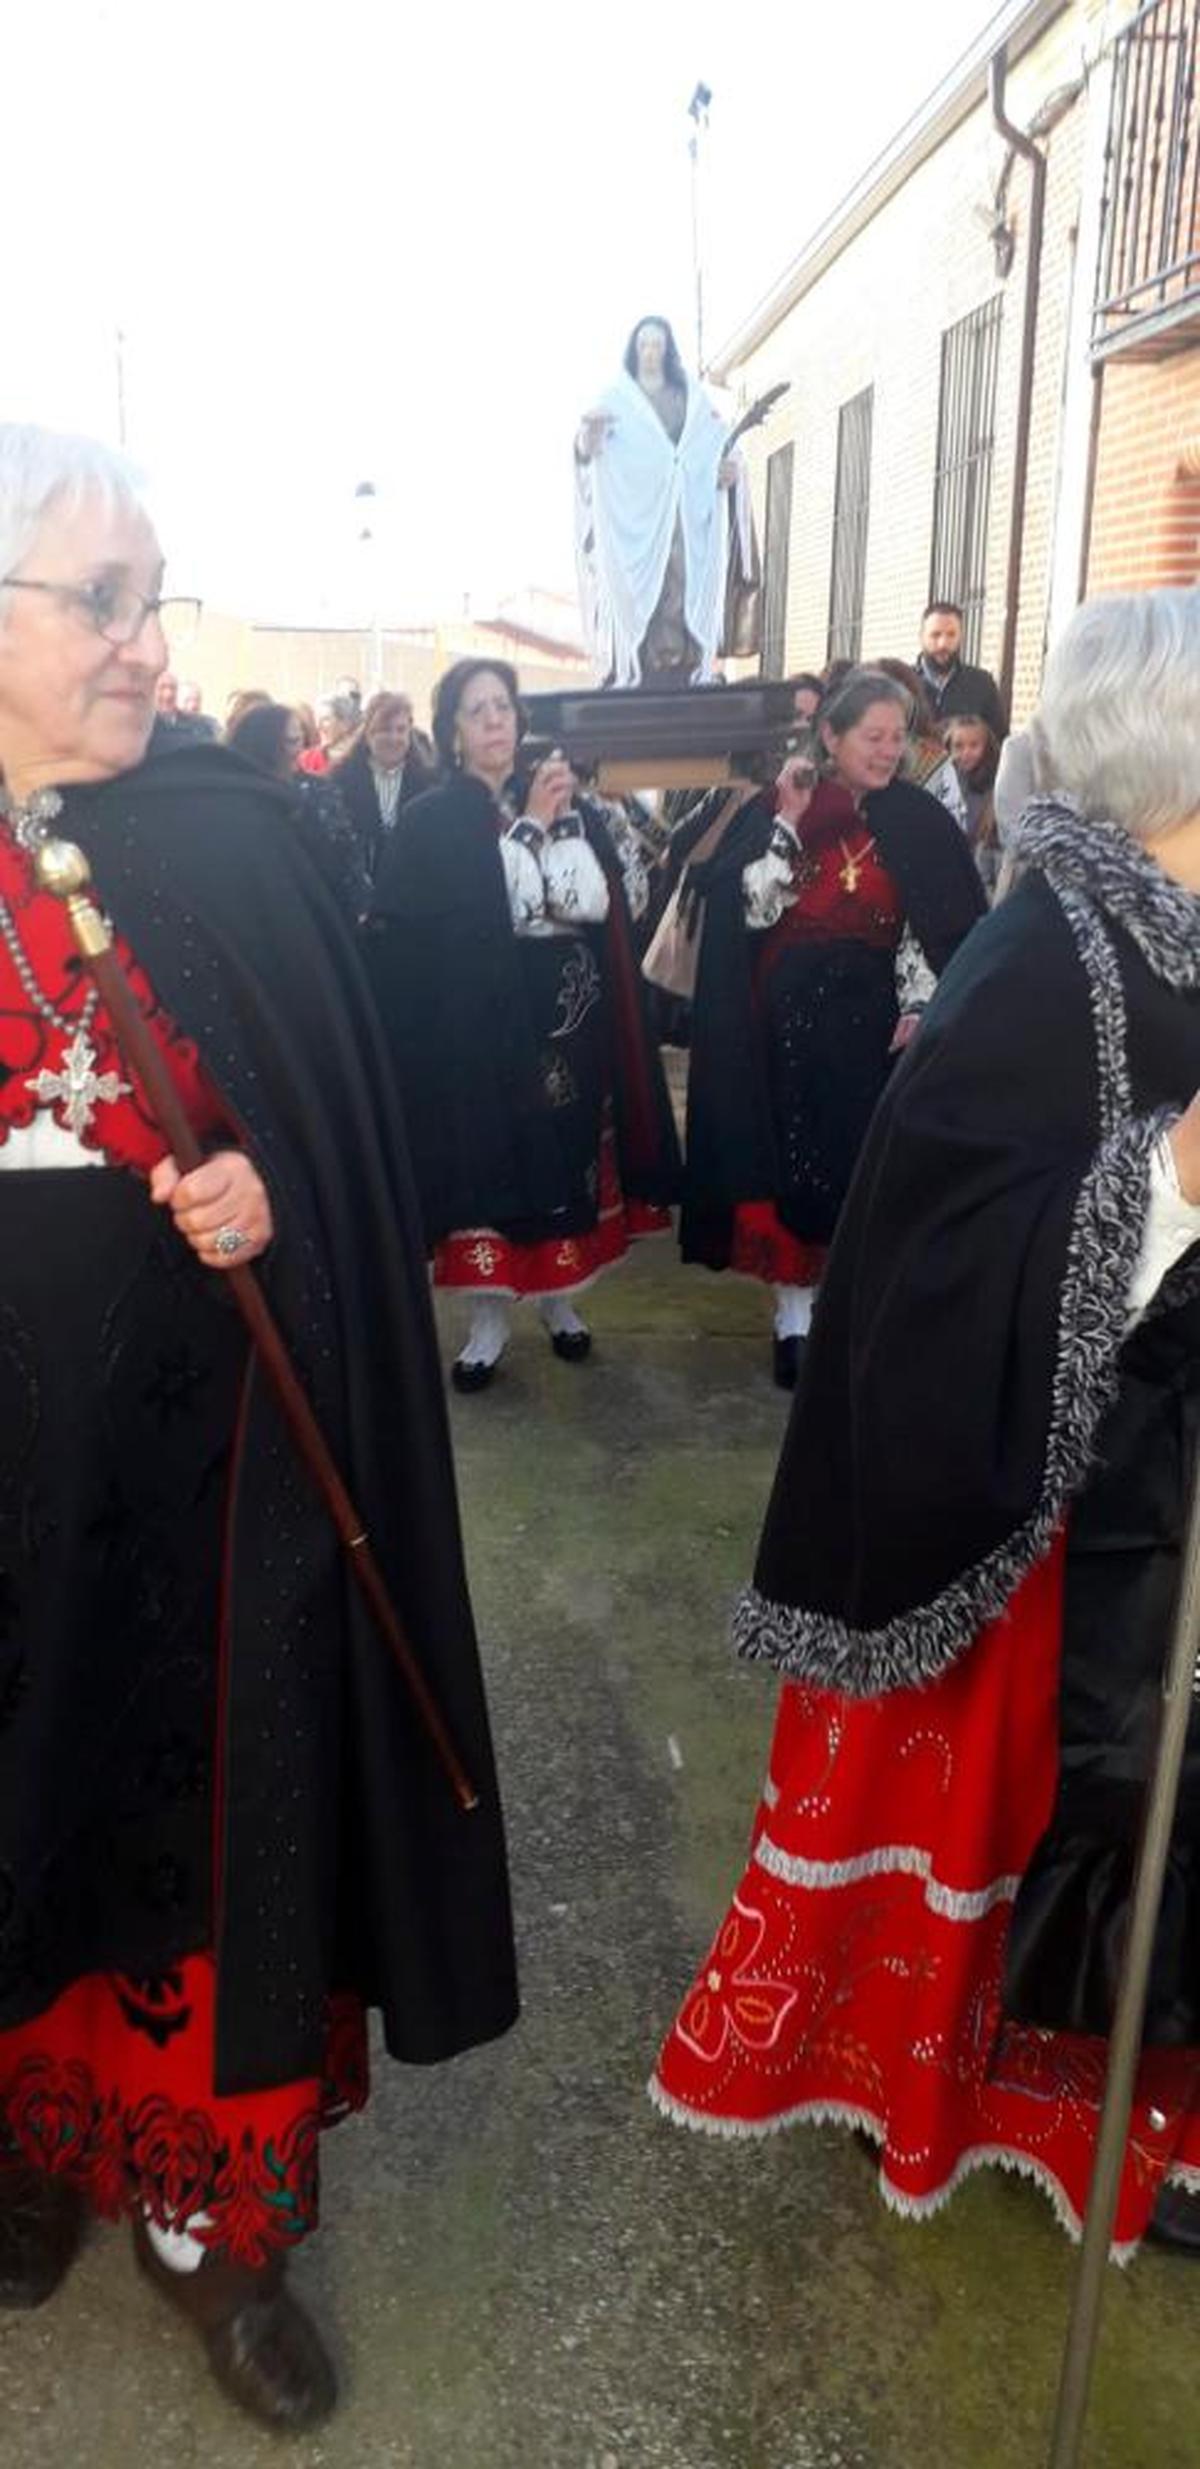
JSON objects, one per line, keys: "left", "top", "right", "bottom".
{"left": 760, "top": 443, "right": 794, "bottom": 678}
{"left": 1093, "top": 0, "right": 1200, "bottom": 359}
{"left": 826, "top": 387, "right": 873, "bottom": 664}
{"left": 929, "top": 298, "right": 1003, "bottom": 663}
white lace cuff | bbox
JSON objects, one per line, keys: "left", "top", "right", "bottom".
{"left": 500, "top": 826, "right": 547, "bottom": 933}
{"left": 542, "top": 819, "right": 610, "bottom": 925}
{"left": 895, "top": 924, "right": 937, "bottom": 1014}
{"left": 1127, "top": 1132, "right": 1200, "bottom": 1323}
{"left": 743, "top": 820, "right": 799, "bottom": 931}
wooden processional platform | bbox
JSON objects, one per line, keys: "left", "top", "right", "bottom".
{"left": 522, "top": 682, "right": 797, "bottom": 793}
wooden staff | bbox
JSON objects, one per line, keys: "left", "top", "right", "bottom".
{"left": 1049, "top": 1438, "right": 1200, "bottom": 2465}
{"left": 34, "top": 832, "right": 478, "bottom": 1815}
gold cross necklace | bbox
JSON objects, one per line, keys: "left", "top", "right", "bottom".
{"left": 837, "top": 834, "right": 877, "bottom": 894}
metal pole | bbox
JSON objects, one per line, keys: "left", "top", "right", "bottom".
{"left": 989, "top": 44, "right": 1047, "bottom": 721}
{"left": 687, "top": 83, "right": 711, "bottom": 376}
{"left": 1048, "top": 1435, "right": 1200, "bottom": 2467}
{"left": 115, "top": 328, "right": 127, "bottom": 451}
{"left": 689, "top": 128, "right": 704, "bottom": 375}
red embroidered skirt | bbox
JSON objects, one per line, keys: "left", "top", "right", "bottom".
{"left": 728, "top": 1200, "right": 826, "bottom": 1290}
{"left": 435, "top": 1121, "right": 669, "bottom": 1298}
{"left": 651, "top": 1537, "right": 1200, "bottom": 2257}
{"left": 0, "top": 1957, "right": 368, "bottom": 2265}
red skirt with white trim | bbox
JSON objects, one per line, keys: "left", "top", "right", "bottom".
{"left": 650, "top": 1536, "right": 1200, "bottom": 2257}
{"left": 0, "top": 1956, "right": 367, "bottom": 2266}
{"left": 434, "top": 1122, "right": 670, "bottom": 1298}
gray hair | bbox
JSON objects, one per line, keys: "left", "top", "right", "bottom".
{"left": 1031, "top": 588, "right": 1200, "bottom": 842}
{"left": 820, "top": 667, "right": 911, "bottom": 740}
{"left": 0, "top": 423, "right": 145, "bottom": 612}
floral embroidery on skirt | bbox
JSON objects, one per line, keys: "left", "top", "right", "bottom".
{"left": 0, "top": 1954, "right": 367, "bottom": 2265}
{"left": 651, "top": 1538, "right": 1200, "bottom": 2258}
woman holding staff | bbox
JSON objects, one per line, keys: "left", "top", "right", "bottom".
{"left": 0, "top": 425, "right": 517, "bottom": 2424}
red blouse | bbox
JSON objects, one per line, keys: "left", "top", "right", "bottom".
{"left": 756, "top": 780, "right": 902, "bottom": 982}
{"left": 0, "top": 826, "right": 230, "bottom": 1173}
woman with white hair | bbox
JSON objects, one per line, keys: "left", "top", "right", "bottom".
{"left": 654, "top": 589, "right": 1200, "bottom": 2258}
{"left": 0, "top": 425, "right": 517, "bottom": 2420}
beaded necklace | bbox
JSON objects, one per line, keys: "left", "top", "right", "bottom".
{"left": 0, "top": 786, "right": 130, "bottom": 1135}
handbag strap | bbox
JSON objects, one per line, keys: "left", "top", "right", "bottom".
{"left": 685, "top": 779, "right": 758, "bottom": 872}
{"left": 677, "top": 780, "right": 759, "bottom": 929}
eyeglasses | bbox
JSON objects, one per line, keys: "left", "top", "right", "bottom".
{"left": 0, "top": 576, "right": 202, "bottom": 647}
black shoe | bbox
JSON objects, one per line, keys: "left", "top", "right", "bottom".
{"left": 134, "top": 2212, "right": 338, "bottom": 2431}
{"left": 773, "top": 1335, "right": 806, "bottom": 1391}
{"left": 550, "top": 1327, "right": 592, "bottom": 1363}
{"left": 451, "top": 1356, "right": 498, "bottom": 1393}
{"left": 1146, "top": 2183, "right": 1200, "bottom": 2255}
{"left": 0, "top": 2165, "right": 84, "bottom": 2309}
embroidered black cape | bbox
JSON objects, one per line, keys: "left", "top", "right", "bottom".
{"left": 0, "top": 741, "right": 518, "bottom": 2095}
{"left": 734, "top": 804, "right": 1200, "bottom": 2041}
{"left": 364, "top": 772, "right": 680, "bottom": 1245}
{"left": 680, "top": 775, "right": 985, "bottom": 1262}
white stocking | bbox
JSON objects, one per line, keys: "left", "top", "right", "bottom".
{"left": 772, "top": 1283, "right": 814, "bottom": 1341}
{"left": 142, "top": 2208, "right": 211, "bottom": 2275}
{"left": 457, "top": 1298, "right": 511, "bottom": 1368}
{"left": 535, "top": 1294, "right": 589, "bottom": 1339}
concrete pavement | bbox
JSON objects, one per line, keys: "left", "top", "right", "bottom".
{"left": 2, "top": 1241, "right": 1197, "bottom": 2468}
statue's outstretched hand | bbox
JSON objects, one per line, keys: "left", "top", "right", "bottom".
{"left": 577, "top": 413, "right": 614, "bottom": 462}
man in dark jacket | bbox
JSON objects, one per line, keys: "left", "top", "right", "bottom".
{"left": 916, "top": 600, "right": 1008, "bottom": 741}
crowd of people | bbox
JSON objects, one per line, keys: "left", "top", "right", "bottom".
{"left": 2, "top": 417, "right": 1199, "bottom": 2445}
{"left": 145, "top": 601, "right": 1008, "bottom": 1393}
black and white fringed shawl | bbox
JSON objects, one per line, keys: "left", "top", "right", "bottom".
{"left": 732, "top": 797, "right": 1200, "bottom": 1697}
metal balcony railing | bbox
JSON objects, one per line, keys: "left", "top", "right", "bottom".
{"left": 1093, "top": 0, "right": 1200, "bottom": 359}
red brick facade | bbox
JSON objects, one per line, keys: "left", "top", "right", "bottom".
{"left": 1087, "top": 355, "right": 1200, "bottom": 593}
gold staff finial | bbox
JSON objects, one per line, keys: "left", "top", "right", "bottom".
{"left": 32, "top": 837, "right": 113, "bottom": 960}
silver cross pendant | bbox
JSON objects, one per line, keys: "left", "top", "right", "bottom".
{"left": 26, "top": 1029, "right": 132, "bottom": 1138}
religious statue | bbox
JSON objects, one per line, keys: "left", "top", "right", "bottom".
{"left": 574, "top": 314, "right": 762, "bottom": 690}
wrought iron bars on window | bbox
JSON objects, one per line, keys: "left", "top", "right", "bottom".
{"left": 761, "top": 442, "right": 795, "bottom": 679}
{"left": 1093, "top": 0, "right": 1199, "bottom": 357}
{"left": 929, "top": 298, "right": 1004, "bottom": 666}
{"left": 827, "top": 386, "right": 874, "bottom": 666}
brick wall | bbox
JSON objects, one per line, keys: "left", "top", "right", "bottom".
{"left": 1086, "top": 353, "right": 1200, "bottom": 592}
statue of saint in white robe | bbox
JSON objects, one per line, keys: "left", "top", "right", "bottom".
{"left": 574, "top": 365, "right": 757, "bottom": 690}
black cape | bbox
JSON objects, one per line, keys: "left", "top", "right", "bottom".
{"left": 11, "top": 741, "right": 519, "bottom": 2094}
{"left": 733, "top": 804, "right": 1200, "bottom": 2042}
{"left": 681, "top": 776, "right": 986, "bottom": 1262}
{"left": 335, "top": 738, "right": 434, "bottom": 886}
{"left": 365, "top": 772, "right": 680, "bottom": 1245}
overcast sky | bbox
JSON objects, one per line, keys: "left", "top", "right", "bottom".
{"left": 6, "top": 0, "right": 1007, "bottom": 623}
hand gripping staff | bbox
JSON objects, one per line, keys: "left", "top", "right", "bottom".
{"left": 34, "top": 832, "right": 478, "bottom": 1815}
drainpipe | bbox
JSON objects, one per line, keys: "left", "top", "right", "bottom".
{"left": 990, "top": 44, "right": 1048, "bottom": 720}
{"left": 1076, "top": 359, "right": 1105, "bottom": 602}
